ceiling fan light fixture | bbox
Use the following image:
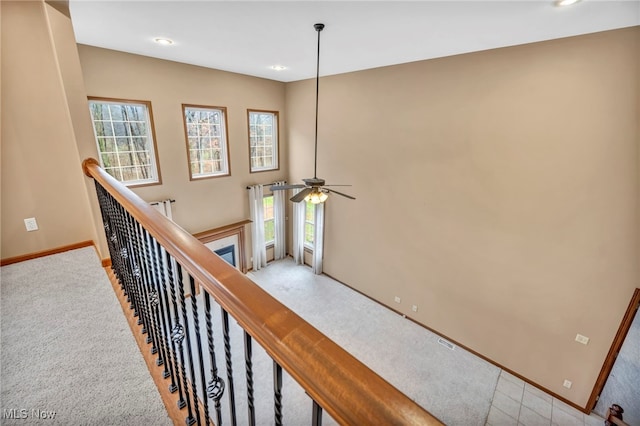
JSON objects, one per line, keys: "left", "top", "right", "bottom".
{"left": 305, "top": 189, "right": 328, "bottom": 204}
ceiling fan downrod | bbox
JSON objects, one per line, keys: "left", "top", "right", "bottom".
{"left": 313, "top": 23, "right": 324, "bottom": 180}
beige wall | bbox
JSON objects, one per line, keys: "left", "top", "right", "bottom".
{"left": 77, "top": 46, "right": 287, "bottom": 264}
{"left": 285, "top": 27, "right": 639, "bottom": 407}
{"left": 44, "top": 1, "right": 108, "bottom": 258}
{"left": 2, "top": 1, "right": 637, "bottom": 408}
{"left": 1, "top": 1, "right": 98, "bottom": 259}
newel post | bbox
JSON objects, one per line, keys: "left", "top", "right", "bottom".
{"left": 82, "top": 158, "right": 100, "bottom": 177}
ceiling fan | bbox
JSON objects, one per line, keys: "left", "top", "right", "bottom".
{"left": 271, "top": 23, "right": 355, "bottom": 204}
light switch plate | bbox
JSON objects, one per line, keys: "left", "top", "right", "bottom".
{"left": 575, "top": 334, "right": 589, "bottom": 345}
{"left": 24, "top": 217, "right": 38, "bottom": 232}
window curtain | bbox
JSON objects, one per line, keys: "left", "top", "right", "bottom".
{"left": 248, "top": 185, "right": 267, "bottom": 271}
{"left": 162, "top": 200, "right": 173, "bottom": 220}
{"left": 273, "top": 181, "right": 286, "bottom": 260}
{"left": 312, "top": 202, "right": 325, "bottom": 275}
{"left": 291, "top": 189, "right": 305, "bottom": 265}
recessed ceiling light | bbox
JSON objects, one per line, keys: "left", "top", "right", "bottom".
{"left": 270, "top": 65, "right": 287, "bottom": 71}
{"left": 154, "top": 38, "right": 174, "bottom": 46}
{"left": 554, "top": 0, "right": 581, "bottom": 6}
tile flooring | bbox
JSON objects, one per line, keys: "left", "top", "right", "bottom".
{"left": 487, "top": 370, "right": 605, "bottom": 426}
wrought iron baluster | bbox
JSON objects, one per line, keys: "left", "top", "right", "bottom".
{"left": 123, "top": 210, "right": 152, "bottom": 340}
{"left": 273, "top": 361, "right": 283, "bottom": 426}
{"left": 204, "top": 292, "right": 224, "bottom": 426}
{"left": 95, "top": 185, "right": 121, "bottom": 286}
{"left": 128, "top": 219, "right": 157, "bottom": 352}
{"left": 312, "top": 401, "right": 323, "bottom": 426}
{"left": 97, "top": 187, "right": 115, "bottom": 259}
{"left": 188, "top": 276, "right": 209, "bottom": 425}
{"left": 99, "top": 187, "right": 131, "bottom": 306}
{"left": 106, "top": 192, "right": 129, "bottom": 296}
{"left": 154, "top": 240, "right": 178, "bottom": 383}
{"left": 145, "top": 230, "right": 172, "bottom": 370}
{"left": 140, "top": 227, "right": 166, "bottom": 359}
{"left": 221, "top": 309, "right": 237, "bottom": 426}
{"left": 165, "top": 252, "right": 187, "bottom": 408}
{"left": 115, "top": 204, "right": 142, "bottom": 321}
{"left": 244, "top": 331, "right": 255, "bottom": 426}
{"left": 119, "top": 206, "right": 143, "bottom": 323}
{"left": 175, "top": 264, "right": 196, "bottom": 426}
{"left": 137, "top": 224, "right": 156, "bottom": 346}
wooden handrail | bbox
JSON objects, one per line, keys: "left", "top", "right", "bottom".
{"left": 83, "top": 158, "right": 443, "bottom": 425}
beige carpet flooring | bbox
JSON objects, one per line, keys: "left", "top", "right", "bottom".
{"left": 0, "top": 247, "right": 171, "bottom": 426}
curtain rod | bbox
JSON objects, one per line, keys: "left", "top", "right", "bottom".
{"left": 149, "top": 199, "right": 176, "bottom": 205}
{"left": 246, "top": 181, "right": 286, "bottom": 190}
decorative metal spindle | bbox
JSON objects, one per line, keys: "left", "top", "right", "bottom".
{"left": 136, "top": 225, "right": 156, "bottom": 345}
{"left": 152, "top": 240, "right": 176, "bottom": 380}
{"left": 112, "top": 200, "right": 135, "bottom": 309}
{"left": 99, "top": 187, "right": 129, "bottom": 302}
{"left": 244, "top": 331, "right": 255, "bottom": 426}
{"left": 221, "top": 309, "right": 237, "bottom": 426}
{"left": 96, "top": 186, "right": 113, "bottom": 250}
{"left": 123, "top": 209, "right": 151, "bottom": 337}
{"left": 145, "top": 229, "right": 170, "bottom": 365}
{"left": 273, "top": 361, "right": 283, "bottom": 426}
{"left": 312, "top": 401, "right": 323, "bottom": 426}
{"left": 105, "top": 194, "right": 129, "bottom": 297}
{"left": 94, "top": 183, "right": 183, "bottom": 411}
{"left": 129, "top": 219, "right": 156, "bottom": 350}
{"left": 188, "top": 276, "right": 210, "bottom": 426}
{"left": 140, "top": 227, "right": 165, "bottom": 358}
{"left": 118, "top": 205, "right": 143, "bottom": 322}
{"left": 95, "top": 185, "right": 120, "bottom": 280}
{"left": 165, "top": 252, "right": 187, "bottom": 407}
{"left": 204, "top": 292, "right": 224, "bottom": 426}
{"left": 175, "top": 264, "right": 196, "bottom": 425}
{"left": 114, "top": 203, "right": 141, "bottom": 320}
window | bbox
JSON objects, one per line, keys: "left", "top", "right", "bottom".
{"left": 88, "top": 98, "right": 160, "bottom": 186}
{"left": 304, "top": 201, "right": 315, "bottom": 248}
{"left": 263, "top": 195, "right": 275, "bottom": 245}
{"left": 248, "top": 110, "right": 279, "bottom": 172}
{"left": 183, "top": 105, "right": 230, "bottom": 180}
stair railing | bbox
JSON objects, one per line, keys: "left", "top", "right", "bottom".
{"left": 83, "top": 158, "right": 442, "bottom": 426}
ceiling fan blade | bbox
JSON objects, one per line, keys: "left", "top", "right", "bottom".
{"left": 290, "top": 187, "right": 312, "bottom": 203}
{"left": 270, "top": 184, "right": 306, "bottom": 191}
{"left": 326, "top": 188, "right": 356, "bottom": 200}
{"left": 323, "top": 184, "right": 352, "bottom": 187}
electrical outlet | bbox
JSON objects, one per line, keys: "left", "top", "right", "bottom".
{"left": 24, "top": 217, "right": 38, "bottom": 232}
{"left": 575, "top": 334, "right": 589, "bottom": 345}
{"left": 394, "top": 296, "right": 401, "bottom": 304}
{"left": 412, "top": 305, "right": 418, "bottom": 312}
{"left": 563, "top": 379, "right": 572, "bottom": 389}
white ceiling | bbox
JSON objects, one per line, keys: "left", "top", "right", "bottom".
{"left": 69, "top": 1, "right": 640, "bottom": 83}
